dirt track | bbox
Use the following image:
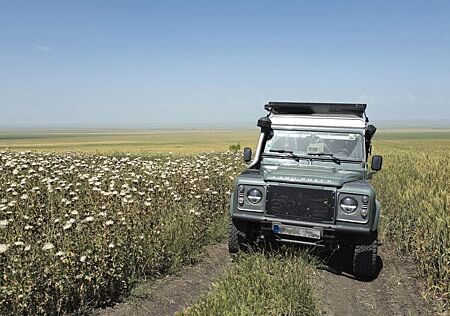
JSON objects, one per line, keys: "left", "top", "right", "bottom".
{"left": 313, "top": 242, "right": 432, "bottom": 315}
{"left": 97, "top": 242, "right": 433, "bottom": 316}
{"left": 96, "top": 244, "right": 232, "bottom": 316}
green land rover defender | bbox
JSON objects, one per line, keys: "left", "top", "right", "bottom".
{"left": 229, "top": 102, "right": 383, "bottom": 279}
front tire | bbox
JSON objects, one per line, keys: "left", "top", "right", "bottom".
{"left": 228, "top": 218, "right": 249, "bottom": 254}
{"left": 353, "top": 233, "right": 378, "bottom": 279}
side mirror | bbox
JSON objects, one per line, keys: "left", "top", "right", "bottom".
{"left": 243, "top": 147, "right": 252, "bottom": 163}
{"left": 371, "top": 155, "right": 383, "bottom": 171}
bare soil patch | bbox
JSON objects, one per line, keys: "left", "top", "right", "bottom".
{"left": 313, "top": 241, "right": 434, "bottom": 316}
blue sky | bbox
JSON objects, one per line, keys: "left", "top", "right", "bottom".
{"left": 1, "top": 1, "right": 449, "bottom": 127}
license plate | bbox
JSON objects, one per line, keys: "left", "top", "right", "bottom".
{"left": 272, "top": 223, "right": 322, "bottom": 239}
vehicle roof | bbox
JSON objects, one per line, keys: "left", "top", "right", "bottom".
{"left": 265, "top": 102, "right": 367, "bottom": 118}
{"left": 270, "top": 114, "right": 366, "bottom": 129}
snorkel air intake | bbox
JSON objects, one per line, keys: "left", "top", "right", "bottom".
{"left": 248, "top": 116, "right": 272, "bottom": 169}
{"left": 365, "top": 124, "right": 377, "bottom": 157}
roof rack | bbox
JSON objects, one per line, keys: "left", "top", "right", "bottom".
{"left": 265, "top": 102, "right": 367, "bottom": 118}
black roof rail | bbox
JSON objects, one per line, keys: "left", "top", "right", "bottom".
{"left": 265, "top": 102, "right": 367, "bottom": 117}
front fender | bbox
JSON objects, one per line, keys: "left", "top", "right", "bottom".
{"left": 229, "top": 192, "right": 235, "bottom": 215}
{"left": 372, "top": 199, "right": 381, "bottom": 231}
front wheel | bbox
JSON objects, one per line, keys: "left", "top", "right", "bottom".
{"left": 353, "top": 233, "right": 378, "bottom": 279}
{"left": 228, "top": 218, "right": 250, "bottom": 254}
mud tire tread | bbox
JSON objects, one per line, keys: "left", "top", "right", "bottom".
{"left": 353, "top": 234, "right": 378, "bottom": 279}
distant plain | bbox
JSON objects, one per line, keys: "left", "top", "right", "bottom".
{"left": 0, "top": 128, "right": 449, "bottom": 154}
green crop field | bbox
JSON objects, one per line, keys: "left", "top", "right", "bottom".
{"left": 371, "top": 139, "right": 450, "bottom": 305}
{"left": 0, "top": 128, "right": 449, "bottom": 314}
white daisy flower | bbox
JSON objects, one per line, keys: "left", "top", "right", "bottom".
{"left": 63, "top": 223, "right": 72, "bottom": 230}
{"left": 0, "top": 244, "right": 8, "bottom": 254}
{"left": 81, "top": 216, "right": 94, "bottom": 223}
{"left": 42, "top": 242, "right": 55, "bottom": 251}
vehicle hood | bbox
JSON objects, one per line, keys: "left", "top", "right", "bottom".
{"left": 261, "top": 165, "right": 363, "bottom": 187}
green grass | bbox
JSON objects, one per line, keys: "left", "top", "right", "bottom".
{"left": 180, "top": 250, "right": 318, "bottom": 316}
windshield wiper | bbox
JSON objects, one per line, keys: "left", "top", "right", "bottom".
{"left": 266, "top": 150, "right": 360, "bottom": 164}
{"left": 306, "top": 153, "right": 341, "bottom": 164}
{"left": 265, "top": 149, "right": 303, "bottom": 161}
{"left": 269, "top": 149, "right": 294, "bottom": 154}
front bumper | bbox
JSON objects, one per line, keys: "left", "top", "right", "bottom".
{"left": 232, "top": 211, "right": 373, "bottom": 236}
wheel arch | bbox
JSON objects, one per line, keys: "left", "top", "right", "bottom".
{"left": 372, "top": 199, "right": 381, "bottom": 231}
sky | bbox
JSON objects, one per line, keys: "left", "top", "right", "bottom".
{"left": 0, "top": 1, "right": 449, "bottom": 128}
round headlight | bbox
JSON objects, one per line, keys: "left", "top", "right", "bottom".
{"left": 247, "top": 188, "right": 263, "bottom": 204}
{"left": 340, "top": 197, "right": 358, "bottom": 214}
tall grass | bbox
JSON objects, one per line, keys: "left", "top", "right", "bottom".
{"left": 0, "top": 151, "right": 243, "bottom": 315}
{"left": 180, "top": 250, "right": 318, "bottom": 316}
{"left": 372, "top": 141, "right": 449, "bottom": 306}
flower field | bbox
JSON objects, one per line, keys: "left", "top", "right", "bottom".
{"left": 0, "top": 150, "right": 243, "bottom": 315}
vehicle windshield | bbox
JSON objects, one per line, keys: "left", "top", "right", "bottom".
{"left": 264, "top": 130, "right": 364, "bottom": 161}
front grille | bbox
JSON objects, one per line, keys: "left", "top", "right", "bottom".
{"left": 266, "top": 185, "right": 335, "bottom": 222}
